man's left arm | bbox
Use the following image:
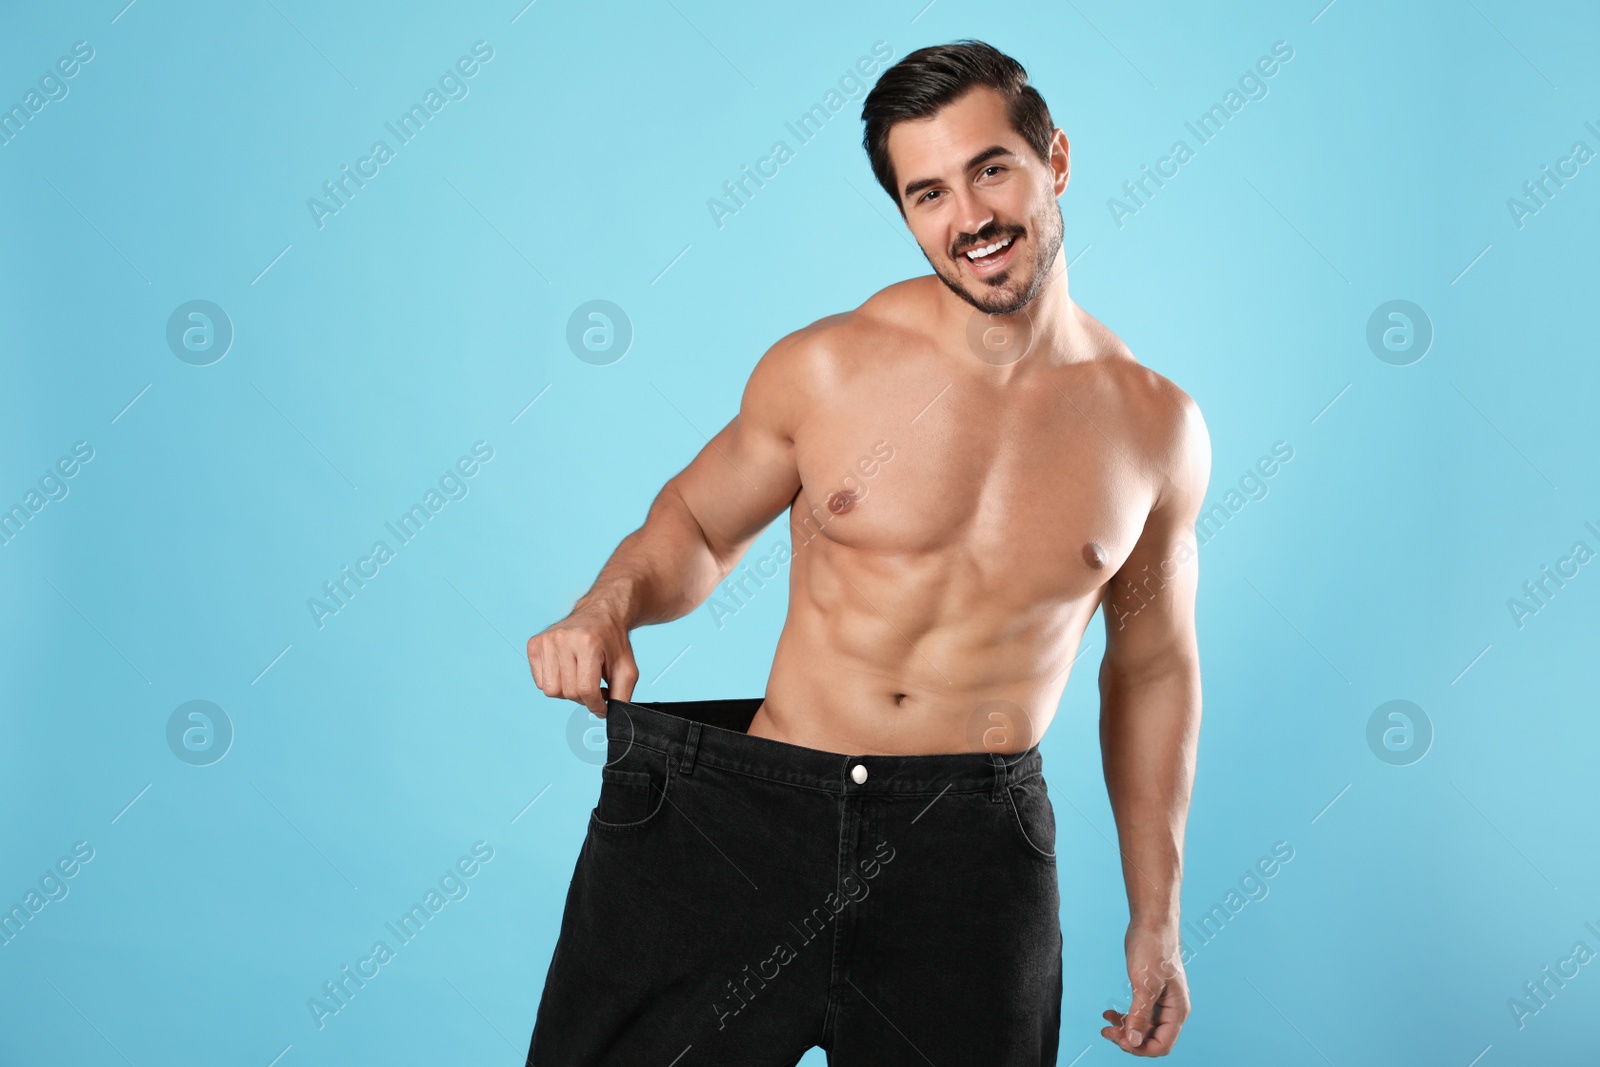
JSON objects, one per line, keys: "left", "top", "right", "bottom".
{"left": 1096, "top": 391, "right": 1211, "bottom": 1057}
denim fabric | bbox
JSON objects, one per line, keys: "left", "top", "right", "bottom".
{"left": 527, "top": 697, "right": 1062, "bottom": 1066}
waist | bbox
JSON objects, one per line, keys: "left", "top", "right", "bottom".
{"left": 604, "top": 696, "right": 1042, "bottom": 795}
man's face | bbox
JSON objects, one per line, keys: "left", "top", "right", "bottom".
{"left": 887, "top": 86, "right": 1067, "bottom": 315}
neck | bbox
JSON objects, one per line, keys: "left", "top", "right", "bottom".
{"left": 937, "top": 247, "right": 1084, "bottom": 377}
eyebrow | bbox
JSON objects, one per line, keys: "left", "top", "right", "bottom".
{"left": 901, "top": 145, "right": 1016, "bottom": 200}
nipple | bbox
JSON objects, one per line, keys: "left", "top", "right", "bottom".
{"left": 1082, "top": 541, "right": 1107, "bottom": 569}
{"left": 827, "top": 489, "right": 858, "bottom": 515}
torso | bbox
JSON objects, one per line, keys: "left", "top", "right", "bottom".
{"left": 747, "top": 276, "right": 1181, "bottom": 755}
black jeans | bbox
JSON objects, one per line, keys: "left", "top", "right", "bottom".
{"left": 527, "top": 697, "right": 1062, "bottom": 1066}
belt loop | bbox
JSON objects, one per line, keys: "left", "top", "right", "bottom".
{"left": 679, "top": 721, "right": 703, "bottom": 776}
{"left": 990, "top": 752, "right": 1008, "bottom": 802}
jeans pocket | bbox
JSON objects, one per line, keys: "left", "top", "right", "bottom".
{"left": 1004, "top": 773, "right": 1057, "bottom": 862}
{"left": 590, "top": 751, "right": 671, "bottom": 833}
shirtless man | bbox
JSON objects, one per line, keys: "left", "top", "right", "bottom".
{"left": 525, "top": 40, "right": 1209, "bottom": 1065}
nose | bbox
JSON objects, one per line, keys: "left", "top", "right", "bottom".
{"left": 949, "top": 187, "right": 995, "bottom": 250}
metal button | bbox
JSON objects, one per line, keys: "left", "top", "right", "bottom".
{"left": 851, "top": 764, "right": 868, "bottom": 784}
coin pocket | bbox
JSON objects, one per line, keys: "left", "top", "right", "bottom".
{"left": 591, "top": 763, "right": 667, "bottom": 832}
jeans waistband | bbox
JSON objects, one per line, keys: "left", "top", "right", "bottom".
{"left": 604, "top": 696, "right": 1042, "bottom": 797}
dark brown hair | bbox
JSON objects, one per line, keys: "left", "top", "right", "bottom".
{"left": 861, "top": 40, "right": 1056, "bottom": 210}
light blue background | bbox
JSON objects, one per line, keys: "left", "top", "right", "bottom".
{"left": 3, "top": 0, "right": 1597, "bottom": 1064}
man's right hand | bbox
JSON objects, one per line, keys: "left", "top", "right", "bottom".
{"left": 526, "top": 606, "right": 639, "bottom": 719}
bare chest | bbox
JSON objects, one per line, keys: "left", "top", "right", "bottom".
{"left": 790, "top": 365, "right": 1155, "bottom": 601}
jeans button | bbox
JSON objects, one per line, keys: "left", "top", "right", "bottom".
{"left": 850, "top": 763, "right": 868, "bottom": 784}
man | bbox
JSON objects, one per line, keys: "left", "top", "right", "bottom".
{"left": 525, "top": 39, "right": 1209, "bottom": 1065}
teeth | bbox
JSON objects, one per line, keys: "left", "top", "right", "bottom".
{"left": 965, "top": 236, "right": 1014, "bottom": 260}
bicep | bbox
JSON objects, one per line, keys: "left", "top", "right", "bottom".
{"left": 1100, "top": 396, "right": 1212, "bottom": 678}
{"left": 670, "top": 336, "right": 809, "bottom": 570}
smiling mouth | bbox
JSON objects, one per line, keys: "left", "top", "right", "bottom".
{"left": 960, "top": 234, "right": 1019, "bottom": 274}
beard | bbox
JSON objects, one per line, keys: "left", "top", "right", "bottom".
{"left": 924, "top": 199, "right": 1065, "bottom": 315}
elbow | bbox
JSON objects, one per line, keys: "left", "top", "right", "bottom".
{"left": 1099, "top": 649, "right": 1200, "bottom": 698}
{"left": 660, "top": 479, "right": 737, "bottom": 581}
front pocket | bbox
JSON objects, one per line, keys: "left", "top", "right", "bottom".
{"left": 1004, "top": 774, "right": 1057, "bottom": 862}
{"left": 589, "top": 758, "right": 670, "bottom": 833}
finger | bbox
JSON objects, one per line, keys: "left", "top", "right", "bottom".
{"left": 1125, "top": 975, "right": 1159, "bottom": 1049}
{"left": 531, "top": 639, "right": 550, "bottom": 687}
{"left": 1129, "top": 1031, "right": 1175, "bottom": 1056}
{"left": 1100, "top": 1023, "right": 1145, "bottom": 1055}
{"left": 1100, "top": 1007, "right": 1124, "bottom": 1044}
{"left": 1130, "top": 1019, "right": 1178, "bottom": 1057}
{"left": 538, "top": 641, "right": 561, "bottom": 698}
{"left": 557, "top": 648, "right": 583, "bottom": 707}
{"left": 1113, "top": 986, "right": 1187, "bottom": 1057}
{"left": 572, "top": 642, "right": 608, "bottom": 719}
{"left": 1099, "top": 1009, "right": 1133, "bottom": 1050}
{"left": 1138, "top": 984, "right": 1189, "bottom": 1055}
{"left": 1100, "top": 1021, "right": 1130, "bottom": 1043}
{"left": 606, "top": 642, "right": 639, "bottom": 704}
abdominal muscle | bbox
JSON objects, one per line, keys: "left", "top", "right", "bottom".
{"left": 746, "top": 542, "right": 1096, "bottom": 756}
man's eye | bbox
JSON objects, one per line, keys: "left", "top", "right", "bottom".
{"left": 981, "top": 165, "right": 1004, "bottom": 178}
{"left": 920, "top": 190, "right": 941, "bottom": 203}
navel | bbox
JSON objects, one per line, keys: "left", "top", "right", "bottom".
{"left": 1082, "top": 540, "right": 1108, "bottom": 569}
{"left": 827, "top": 488, "right": 858, "bottom": 515}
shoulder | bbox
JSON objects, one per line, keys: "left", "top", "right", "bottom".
{"left": 808, "top": 277, "right": 933, "bottom": 361}
{"left": 1081, "top": 316, "right": 1211, "bottom": 514}
{"left": 749, "top": 278, "right": 928, "bottom": 392}
{"left": 1143, "top": 369, "right": 1211, "bottom": 515}
{"left": 738, "top": 302, "right": 876, "bottom": 440}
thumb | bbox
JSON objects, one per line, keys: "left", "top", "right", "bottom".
{"left": 1124, "top": 966, "right": 1159, "bottom": 1048}
{"left": 606, "top": 641, "right": 640, "bottom": 704}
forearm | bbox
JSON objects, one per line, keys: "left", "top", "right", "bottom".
{"left": 1098, "top": 659, "right": 1201, "bottom": 930}
{"left": 573, "top": 480, "right": 729, "bottom": 628}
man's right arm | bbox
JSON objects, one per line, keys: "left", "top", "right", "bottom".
{"left": 526, "top": 329, "right": 816, "bottom": 717}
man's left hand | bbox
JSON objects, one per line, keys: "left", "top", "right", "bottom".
{"left": 1100, "top": 923, "right": 1190, "bottom": 1056}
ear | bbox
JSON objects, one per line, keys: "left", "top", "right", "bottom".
{"left": 1049, "top": 129, "right": 1070, "bottom": 196}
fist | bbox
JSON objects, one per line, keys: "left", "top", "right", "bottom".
{"left": 526, "top": 607, "right": 639, "bottom": 719}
